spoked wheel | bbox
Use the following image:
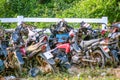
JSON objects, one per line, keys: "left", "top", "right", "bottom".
{"left": 90, "top": 50, "right": 105, "bottom": 69}
{"left": 12, "top": 54, "right": 22, "bottom": 77}
{"left": 36, "top": 55, "right": 57, "bottom": 74}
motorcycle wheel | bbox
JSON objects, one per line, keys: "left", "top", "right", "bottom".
{"left": 36, "top": 55, "right": 57, "bottom": 74}
{"left": 90, "top": 50, "right": 105, "bottom": 68}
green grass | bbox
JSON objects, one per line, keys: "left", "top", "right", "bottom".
{"left": 22, "top": 68, "right": 120, "bottom": 80}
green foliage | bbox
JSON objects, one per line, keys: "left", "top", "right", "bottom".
{"left": 60, "top": 0, "right": 120, "bottom": 23}
{"left": 0, "top": 0, "right": 119, "bottom": 28}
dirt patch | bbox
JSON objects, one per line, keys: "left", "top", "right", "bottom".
{"left": 111, "top": 67, "right": 120, "bottom": 78}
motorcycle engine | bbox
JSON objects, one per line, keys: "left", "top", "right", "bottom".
{"left": 72, "top": 54, "right": 80, "bottom": 63}
{"left": 0, "top": 59, "right": 5, "bottom": 72}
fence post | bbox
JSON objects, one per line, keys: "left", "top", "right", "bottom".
{"left": 102, "top": 17, "right": 108, "bottom": 30}
{"left": 17, "top": 16, "right": 24, "bottom": 26}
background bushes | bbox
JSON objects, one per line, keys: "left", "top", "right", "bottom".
{"left": 0, "top": 0, "right": 119, "bottom": 28}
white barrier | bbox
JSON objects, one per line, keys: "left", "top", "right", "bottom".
{"left": 0, "top": 16, "right": 108, "bottom": 30}
{"left": 5, "top": 29, "right": 51, "bottom": 33}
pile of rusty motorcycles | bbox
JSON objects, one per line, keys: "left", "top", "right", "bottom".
{"left": 0, "top": 21, "right": 120, "bottom": 77}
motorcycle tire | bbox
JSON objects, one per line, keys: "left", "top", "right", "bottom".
{"left": 90, "top": 50, "right": 105, "bottom": 69}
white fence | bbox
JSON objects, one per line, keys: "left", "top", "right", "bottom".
{"left": 0, "top": 16, "right": 108, "bottom": 30}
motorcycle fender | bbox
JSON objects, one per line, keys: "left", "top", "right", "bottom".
{"left": 99, "top": 46, "right": 111, "bottom": 59}
{"left": 38, "top": 54, "right": 55, "bottom": 65}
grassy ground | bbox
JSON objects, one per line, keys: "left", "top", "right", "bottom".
{"left": 22, "top": 67, "right": 120, "bottom": 80}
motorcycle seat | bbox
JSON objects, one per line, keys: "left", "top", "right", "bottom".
{"left": 80, "top": 39, "right": 101, "bottom": 48}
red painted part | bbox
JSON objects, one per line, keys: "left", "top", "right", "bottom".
{"left": 70, "top": 33, "right": 74, "bottom": 37}
{"left": 69, "top": 30, "right": 74, "bottom": 37}
{"left": 57, "top": 43, "right": 70, "bottom": 54}
{"left": 112, "top": 28, "right": 118, "bottom": 33}
{"left": 43, "top": 36, "right": 48, "bottom": 41}
{"left": 103, "top": 47, "right": 108, "bottom": 51}
{"left": 20, "top": 47, "right": 26, "bottom": 56}
{"left": 101, "top": 30, "right": 106, "bottom": 35}
{"left": 41, "top": 45, "right": 46, "bottom": 52}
